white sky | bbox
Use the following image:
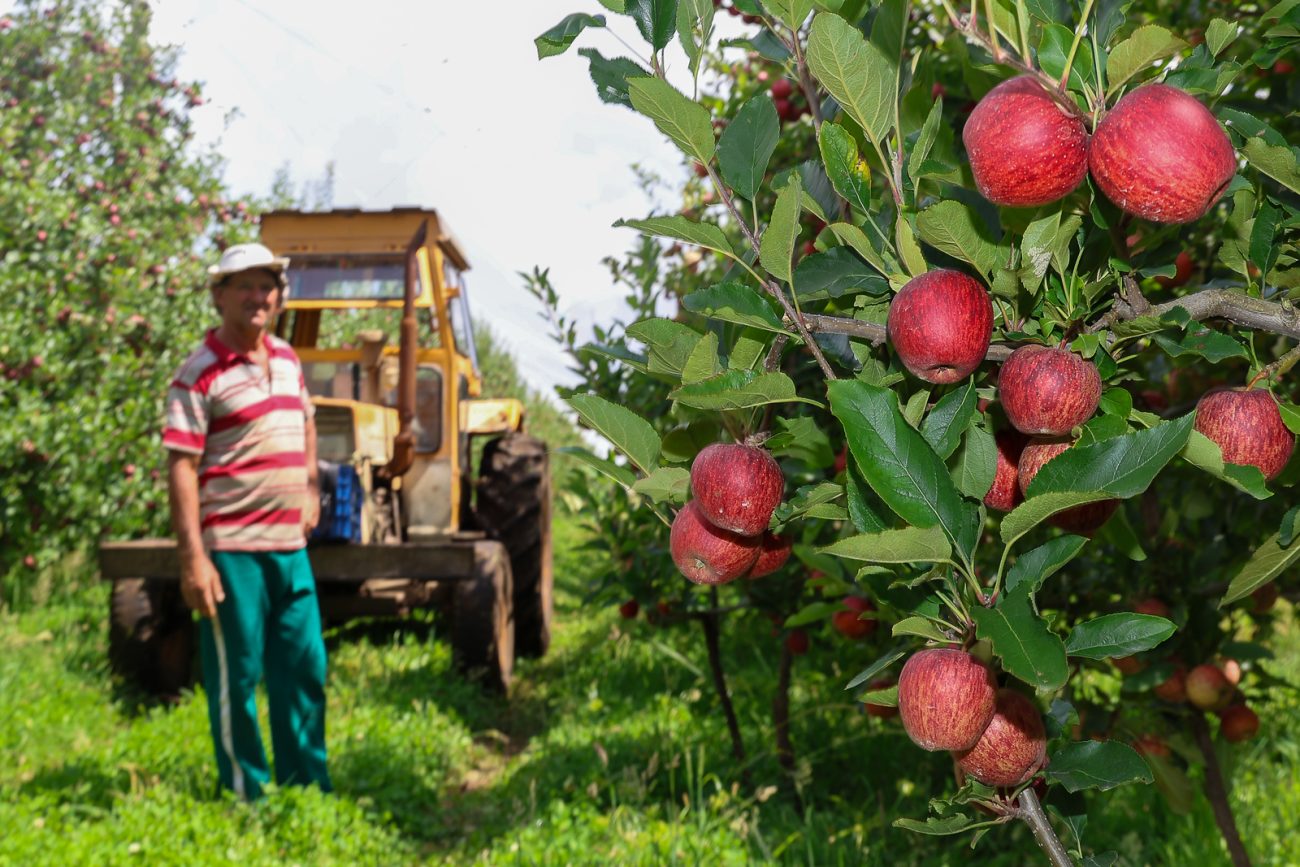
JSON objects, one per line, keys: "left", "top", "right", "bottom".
{"left": 19, "top": 0, "right": 744, "bottom": 397}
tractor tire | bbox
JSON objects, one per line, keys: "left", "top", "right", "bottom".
{"left": 108, "top": 578, "right": 196, "bottom": 700}
{"left": 451, "top": 541, "right": 514, "bottom": 693}
{"left": 476, "top": 433, "right": 553, "bottom": 659}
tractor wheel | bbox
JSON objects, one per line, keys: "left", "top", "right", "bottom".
{"left": 476, "top": 433, "right": 552, "bottom": 659}
{"left": 451, "top": 541, "right": 514, "bottom": 693}
{"left": 109, "top": 578, "right": 196, "bottom": 700}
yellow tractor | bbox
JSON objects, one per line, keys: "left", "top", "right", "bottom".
{"left": 100, "top": 208, "right": 552, "bottom": 694}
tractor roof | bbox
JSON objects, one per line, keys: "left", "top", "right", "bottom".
{"left": 260, "top": 207, "right": 470, "bottom": 271}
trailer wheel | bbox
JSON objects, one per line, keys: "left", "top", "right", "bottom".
{"left": 451, "top": 542, "right": 514, "bottom": 693}
{"left": 476, "top": 433, "right": 552, "bottom": 659}
{"left": 108, "top": 578, "right": 196, "bottom": 700}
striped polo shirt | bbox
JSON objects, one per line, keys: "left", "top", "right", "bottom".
{"left": 163, "top": 329, "right": 315, "bottom": 552}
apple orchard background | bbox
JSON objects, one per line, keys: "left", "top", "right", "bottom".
{"left": 2, "top": 0, "right": 1300, "bottom": 865}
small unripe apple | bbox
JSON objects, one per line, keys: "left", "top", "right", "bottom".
{"left": 1018, "top": 438, "right": 1119, "bottom": 535}
{"left": 832, "top": 596, "right": 876, "bottom": 639}
{"left": 1154, "top": 666, "right": 1187, "bottom": 702}
{"left": 1133, "top": 598, "right": 1170, "bottom": 619}
{"left": 690, "top": 442, "right": 784, "bottom": 536}
{"left": 962, "top": 76, "right": 1089, "bottom": 207}
{"left": 619, "top": 599, "right": 640, "bottom": 619}
{"left": 999, "top": 345, "right": 1101, "bottom": 436}
{"left": 898, "top": 648, "right": 998, "bottom": 751}
{"left": 1186, "top": 664, "right": 1232, "bottom": 711}
{"left": 887, "top": 270, "right": 993, "bottom": 384}
{"left": 864, "top": 677, "right": 899, "bottom": 719}
{"left": 1219, "top": 704, "right": 1259, "bottom": 743}
{"left": 785, "top": 629, "right": 809, "bottom": 656}
{"left": 670, "top": 501, "right": 761, "bottom": 586}
{"left": 747, "top": 532, "right": 792, "bottom": 578}
{"left": 954, "top": 689, "right": 1047, "bottom": 787}
{"left": 1132, "top": 735, "right": 1171, "bottom": 758}
{"left": 1194, "top": 388, "right": 1295, "bottom": 481}
{"left": 984, "top": 431, "right": 1027, "bottom": 512}
{"left": 1089, "top": 83, "right": 1236, "bottom": 224}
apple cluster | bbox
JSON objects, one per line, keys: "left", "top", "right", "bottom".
{"left": 964, "top": 77, "right": 1236, "bottom": 224}
{"left": 670, "top": 443, "right": 790, "bottom": 585}
{"left": 896, "top": 648, "right": 1047, "bottom": 787}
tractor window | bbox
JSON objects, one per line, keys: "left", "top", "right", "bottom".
{"left": 302, "top": 361, "right": 359, "bottom": 400}
{"left": 287, "top": 255, "right": 419, "bottom": 301}
{"left": 382, "top": 365, "right": 443, "bottom": 453}
{"left": 443, "top": 261, "right": 479, "bottom": 374}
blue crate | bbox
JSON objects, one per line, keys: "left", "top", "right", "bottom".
{"left": 311, "top": 461, "right": 364, "bottom": 544}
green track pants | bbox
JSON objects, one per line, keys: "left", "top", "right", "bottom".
{"left": 199, "top": 548, "right": 332, "bottom": 800}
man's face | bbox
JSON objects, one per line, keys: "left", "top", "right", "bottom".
{"left": 213, "top": 268, "right": 281, "bottom": 332}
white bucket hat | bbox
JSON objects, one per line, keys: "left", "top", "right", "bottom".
{"left": 208, "top": 243, "right": 290, "bottom": 287}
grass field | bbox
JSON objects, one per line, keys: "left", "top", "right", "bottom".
{"left": 1, "top": 515, "right": 1297, "bottom": 865}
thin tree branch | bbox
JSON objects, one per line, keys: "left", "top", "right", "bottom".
{"left": 1016, "top": 787, "right": 1075, "bottom": 867}
{"left": 1190, "top": 712, "right": 1253, "bottom": 867}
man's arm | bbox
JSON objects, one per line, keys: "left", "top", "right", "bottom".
{"left": 302, "top": 414, "right": 320, "bottom": 537}
{"left": 168, "top": 450, "right": 224, "bottom": 617}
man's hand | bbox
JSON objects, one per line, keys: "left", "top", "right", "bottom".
{"left": 302, "top": 492, "right": 320, "bottom": 539}
{"left": 181, "top": 555, "right": 225, "bottom": 619}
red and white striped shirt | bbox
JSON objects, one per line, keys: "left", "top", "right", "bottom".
{"left": 163, "top": 329, "right": 315, "bottom": 552}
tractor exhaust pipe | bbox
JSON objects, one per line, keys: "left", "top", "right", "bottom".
{"left": 379, "top": 219, "right": 427, "bottom": 480}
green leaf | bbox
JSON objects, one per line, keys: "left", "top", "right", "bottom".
{"left": 772, "top": 482, "right": 845, "bottom": 527}
{"left": 536, "top": 13, "right": 607, "bottom": 59}
{"left": 916, "top": 200, "right": 1001, "bottom": 277}
{"left": 819, "top": 525, "right": 953, "bottom": 565}
{"left": 859, "top": 681, "right": 899, "bottom": 705}
{"left": 766, "top": 0, "right": 815, "bottom": 28}
{"left": 1046, "top": 741, "right": 1154, "bottom": 792}
{"left": 1000, "top": 492, "right": 1117, "bottom": 546}
{"left": 1205, "top": 18, "right": 1239, "bottom": 56}
{"left": 1152, "top": 326, "right": 1248, "bottom": 364}
{"left": 806, "top": 12, "right": 894, "bottom": 148}
{"left": 1106, "top": 25, "right": 1188, "bottom": 96}
{"left": 558, "top": 445, "right": 637, "bottom": 489}
{"left": 577, "top": 48, "right": 651, "bottom": 108}
{"left": 794, "top": 248, "right": 890, "bottom": 301}
{"left": 566, "top": 394, "right": 662, "bottom": 474}
{"left": 1005, "top": 535, "right": 1089, "bottom": 595}
{"left": 845, "top": 464, "right": 890, "bottom": 533}
{"left": 616, "top": 215, "right": 732, "bottom": 258}
{"left": 972, "top": 585, "right": 1069, "bottom": 690}
{"left": 786, "top": 601, "right": 843, "bottom": 628}
{"left": 828, "top": 380, "right": 975, "bottom": 556}
{"left": 1242, "top": 137, "right": 1300, "bottom": 195}
{"left": 681, "top": 282, "right": 788, "bottom": 333}
{"left": 718, "top": 94, "right": 780, "bottom": 200}
{"left": 626, "top": 317, "right": 703, "bottom": 376}
{"left": 921, "top": 381, "right": 977, "bottom": 460}
{"left": 903, "top": 389, "right": 930, "bottom": 428}
{"left": 628, "top": 76, "right": 715, "bottom": 164}
{"left": 1250, "top": 197, "right": 1282, "bottom": 279}
{"left": 1221, "top": 508, "right": 1300, "bottom": 605}
{"left": 676, "top": 0, "right": 715, "bottom": 76}
{"left": 955, "top": 423, "right": 998, "bottom": 500}
{"left": 828, "top": 221, "right": 894, "bottom": 278}
{"left": 892, "top": 814, "right": 988, "bottom": 836}
{"left": 1025, "top": 415, "right": 1195, "bottom": 499}
{"left": 1065, "top": 614, "right": 1177, "bottom": 659}
{"left": 632, "top": 466, "right": 692, "bottom": 503}
{"left": 767, "top": 416, "right": 834, "bottom": 467}
{"left": 680, "top": 332, "right": 722, "bottom": 383}
{"left": 819, "top": 122, "right": 873, "bottom": 214}
{"left": 1039, "top": 23, "right": 1095, "bottom": 90}
{"left": 761, "top": 174, "right": 803, "bottom": 283}
{"left": 845, "top": 643, "right": 909, "bottom": 689}
{"left": 907, "top": 97, "right": 945, "bottom": 194}
{"left": 895, "top": 217, "right": 928, "bottom": 278}
{"left": 1181, "top": 431, "right": 1272, "bottom": 500}
{"left": 670, "top": 369, "right": 822, "bottom": 410}
{"left": 628, "top": 0, "right": 679, "bottom": 51}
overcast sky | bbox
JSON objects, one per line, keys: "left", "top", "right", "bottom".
{"left": 130, "top": 0, "right": 726, "bottom": 399}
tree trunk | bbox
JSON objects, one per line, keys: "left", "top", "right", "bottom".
{"left": 773, "top": 639, "right": 803, "bottom": 815}
{"left": 1190, "top": 712, "right": 1253, "bottom": 867}
{"left": 699, "top": 606, "right": 747, "bottom": 771}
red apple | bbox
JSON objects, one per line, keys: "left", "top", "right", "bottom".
{"left": 785, "top": 629, "right": 809, "bottom": 656}
{"left": 619, "top": 599, "right": 640, "bottom": 619}
{"left": 962, "top": 76, "right": 1089, "bottom": 207}
{"left": 1273, "top": 60, "right": 1295, "bottom": 75}
{"left": 864, "top": 677, "right": 899, "bottom": 719}
{"left": 693, "top": 162, "right": 708, "bottom": 178}
{"left": 833, "top": 445, "right": 848, "bottom": 475}
{"left": 1018, "top": 437, "right": 1120, "bottom": 535}
{"left": 1132, "top": 735, "right": 1171, "bottom": 758}
{"left": 832, "top": 596, "right": 877, "bottom": 639}
{"left": 748, "top": 532, "right": 792, "bottom": 578}
{"left": 1089, "top": 83, "right": 1236, "bottom": 224}
{"left": 670, "top": 501, "right": 761, "bottom": 585}
{"left": 1195, "top": 388, "right": 1295, "bottom": 481}
{"left": 690, "top": 443, "right": 784, "bottom": 536}
{"left": 1154, "top": 251, "right": 1195, "bottom": 289}
{"left": 1113, "top": 655, "right": 1145, "bottom": 676}
{"left": 23, "top": 555, "right": 36, "bottom": 569}
{"left": 1220, "top": 658, "right": 1242, "bottom": 687}
{"left": 1219, "top": 704, "right": 1259, "bottom": 743}
{"left": 984, "top": 430, "right": 1027, "bottom": 512}
{"left": 999, "top": 345, "right": 1101, "bottom": 436}
{"left": 1252, "top": 582, "right": 1280, "bottom": 614}
{"left": 954, "top": 689, "right": 1047, "bottom": 787}
{"left": 887, "top": 269, "right": 993, "bottom": 384}
{"left": 773, "top": 97, "right": 796, "bottom": 122}
{"left": 1133, "top": 598, "right": 1170, "bottom": 619}
{"left": 769, "top": 78, "right": 793, "bottom": 99}
{"left": 1154, "top": 665, "right": 1187, "bottom": 702}
{"left": 897, "top": 648, "right": 998, "bottom": 751}
{"left": 1186, "top": 664, "right": 1232, "bottom": 710}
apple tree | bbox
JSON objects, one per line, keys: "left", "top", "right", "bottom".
{"left": 537, "top": 0, "right": 1299, "bottom": 864}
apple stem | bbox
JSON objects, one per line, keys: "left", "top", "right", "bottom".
{"left": 1016, "top": 787, "right": 1076, "bottom": 867}
{"left": 1190, "top": 712, "right": 1254, "bottom": 867}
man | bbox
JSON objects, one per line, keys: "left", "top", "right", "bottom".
{"left": 162, "top": 242, "right": 331, "bottom": 800}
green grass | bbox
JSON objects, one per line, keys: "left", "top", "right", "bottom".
{"left": 1, "top": 516, "right": 1297, "bottom": 865}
